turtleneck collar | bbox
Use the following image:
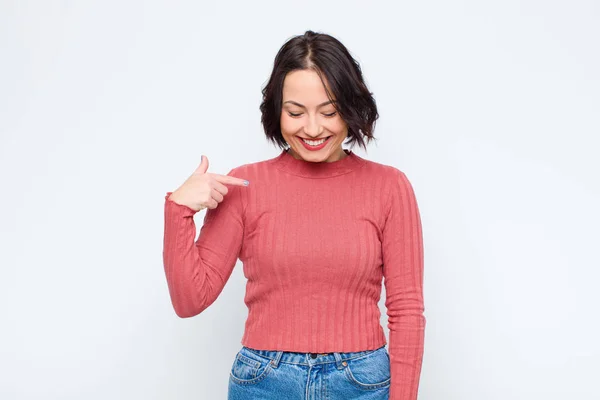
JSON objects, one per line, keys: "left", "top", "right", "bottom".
{"left": 272, "top": 148, "right": 365, "bottom": 178}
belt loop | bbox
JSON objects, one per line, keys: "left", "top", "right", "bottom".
{"left": 271, "top": 351, "right": 284, "bottom": 368}
{"left": 333, "top": 352, "right": 346, "bottom": 369}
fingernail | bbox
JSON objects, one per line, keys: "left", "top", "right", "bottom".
{"left": 244, "top": 180, "right": 250, "bottom": 186}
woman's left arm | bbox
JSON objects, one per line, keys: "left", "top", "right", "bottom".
{"left": 382, "top": 168, "right": 426, "bottom": 400}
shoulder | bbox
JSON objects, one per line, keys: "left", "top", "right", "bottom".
{"left": 224, "top": 152, "right": 283, "bottom": 178}
{"left": 221, "top": 154, "right": 276, "bottom": 181}
{"left": 357, "top": 158, "right": 419, "bottom": 210}
{"left": 357, "top": 156, "right": 409, "bottom": 183}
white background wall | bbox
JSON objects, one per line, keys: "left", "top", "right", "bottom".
{"left": 1, "top": 1, "right": 598, "bottom": 399}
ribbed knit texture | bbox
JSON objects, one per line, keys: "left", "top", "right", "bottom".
{"left": 163, "top": 148, "right": 425, "bottom": 400}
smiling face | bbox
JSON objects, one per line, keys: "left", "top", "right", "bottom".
{"left": 280, "top": 69, "right": 349, "bottom": 163}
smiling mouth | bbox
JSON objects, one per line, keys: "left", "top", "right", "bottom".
{"left": 300, "top": 136, "right": 332, "bottom": 145}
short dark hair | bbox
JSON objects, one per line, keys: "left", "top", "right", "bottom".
{"left": 260, "top": 30, "right": 379, "bottom": 151}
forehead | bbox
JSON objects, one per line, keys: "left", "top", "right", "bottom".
{"left": 282, "top": 69, "right": 333, "bottom": 102}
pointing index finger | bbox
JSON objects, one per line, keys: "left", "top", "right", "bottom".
{"left": 213, "top": 174, "right": 249, "bottom": 186}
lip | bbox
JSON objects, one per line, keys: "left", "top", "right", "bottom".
{"left": 298, "top": 136, "right": 332, "bottom": 151}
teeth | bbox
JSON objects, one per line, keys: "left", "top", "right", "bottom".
{"left": 302, "top": 137, "right": 328, "bottom": 146}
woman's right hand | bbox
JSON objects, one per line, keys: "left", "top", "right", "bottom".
{"left": 168, "top": 155, "right": 249, "bottom": 212}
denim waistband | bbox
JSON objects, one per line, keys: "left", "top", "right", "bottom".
{"left": 241, "top": 344, "right": 387, "bottom": 368}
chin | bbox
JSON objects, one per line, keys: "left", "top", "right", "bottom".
{"left": 301, "top": 153, "right": 326, "bottom": 162}
{"left": 301, "top": 150, "right": 334, "bottom": 162}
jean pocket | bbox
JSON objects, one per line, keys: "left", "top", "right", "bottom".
{"left": 343, "top": 347, "right": 391, "bottom": 390}
{"left": 229, "top": 348, "right": 273, "bottom": 385}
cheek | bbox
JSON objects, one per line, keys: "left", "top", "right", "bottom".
{"left": 327, "top": 119, "right": 348, "bottom": 135}
{"left": 280, "top": 115, "right": 300, "bottom": 135}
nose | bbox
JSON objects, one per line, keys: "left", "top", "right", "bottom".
{"left": 303, "top": 115, "right": 323, "bottom": 137}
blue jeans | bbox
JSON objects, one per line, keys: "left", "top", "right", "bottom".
{"left": 228, "top": 344, "right": 390, "bottom": 399}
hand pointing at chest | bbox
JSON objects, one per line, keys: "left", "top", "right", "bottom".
{"left": 168, "top": 155, "right": 249, "bottom": 212}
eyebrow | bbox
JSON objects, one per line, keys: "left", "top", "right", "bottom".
{"left": 283, "top": 100, "right": 336, "bottom": 108}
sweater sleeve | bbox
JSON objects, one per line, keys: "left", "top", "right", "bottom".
{"left": 382, "top": 169, "right": 426, "bottom": 400}
{"left": 162, "top": 167, "right": 245, "bottom": 318}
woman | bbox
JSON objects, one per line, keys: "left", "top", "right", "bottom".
{"left": 163, "top": 30, "right": 425, "bottom": 400}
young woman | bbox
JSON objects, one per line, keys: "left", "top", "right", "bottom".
{"left": 163, "top": 30, "right": 426, "bottom": 400}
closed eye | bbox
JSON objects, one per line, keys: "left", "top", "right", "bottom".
{"left": 287, "top": 112, "right": 337, "bottom": 118}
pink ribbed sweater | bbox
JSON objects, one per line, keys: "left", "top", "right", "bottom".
{"left": 163, "top": 148, "right": 425, "bottom": 399}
